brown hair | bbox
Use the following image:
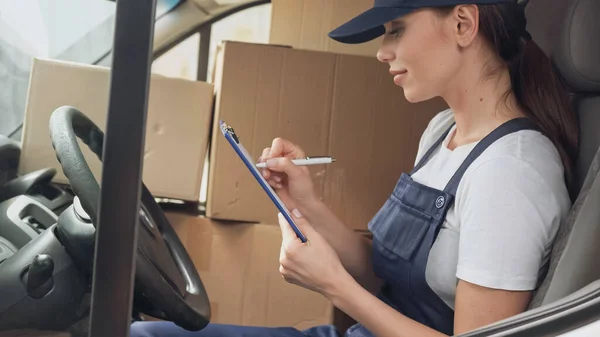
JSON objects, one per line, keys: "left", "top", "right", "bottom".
{"left": 438, "top": 3, "right": 579, "bottom": 190}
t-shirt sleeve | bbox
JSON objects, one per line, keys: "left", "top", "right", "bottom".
{"left": 455, "top": 156, "right": 561, "bottom": 291}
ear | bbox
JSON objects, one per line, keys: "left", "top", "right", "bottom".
{"left": 452, "top": 5, "right": 479, "bottom": 47}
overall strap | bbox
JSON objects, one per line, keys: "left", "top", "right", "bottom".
{"left": 443, "top": 118, "right": 539, "bottom": 195}
{"left": 410, "top": 123, "right": 456, "bottom": 175}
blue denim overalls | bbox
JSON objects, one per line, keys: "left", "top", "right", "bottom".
{"left": 129, "top": 117, "right": 537, "bottom": 337}
{"left": 345, "top": 117, "right": 537, "bottom": 336}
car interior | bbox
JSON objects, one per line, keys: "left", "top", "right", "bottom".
{"left": 0, "top": 0, "right": 598, "bottom": 336}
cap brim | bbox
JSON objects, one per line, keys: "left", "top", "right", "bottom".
{"left": 328, "top": 7, "right": 414, "bottom": 44}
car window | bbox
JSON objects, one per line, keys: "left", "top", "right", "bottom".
{"left": 0, "top": 0, "right": 267, "bottom": 142}
{"left": 206, "top": 3, "right": 271, "bottom": 82}
{"left": 152, "top": 33, "right": 200, "bottom": 81}
{"left": 151, "top": 2, "right": 271, "bottom": 83}
{"left": 0, "top": 0, "right": 184, "bottom": 141}
{"left": 0, "top": 0, "right": 116, "bottom": 140}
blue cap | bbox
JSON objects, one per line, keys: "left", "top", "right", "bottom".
{"left": 328, "top": 0, "right": 517, "bottom": 44}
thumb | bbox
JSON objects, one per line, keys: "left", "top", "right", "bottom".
{"left": 288, "top": 209, "right": 318, "bottom": 244}
{"left": 278, "top": 210, "right": 314, "bottom": 242}
{"left": 288, "top": 208, "right": 315, "bottom": 233}
{"left": 266, "top": 157, "right": 304, "bottom": 179}
{"left": 278, "top": 212, "right": 298, "bottom": 243}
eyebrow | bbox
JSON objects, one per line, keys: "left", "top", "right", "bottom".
{"left": 385, "top": 19, "right": 405, "bottom": 33}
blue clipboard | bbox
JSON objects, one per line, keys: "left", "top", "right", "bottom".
{"left": 219, "top": 120, "right": 308, "bottom": 243}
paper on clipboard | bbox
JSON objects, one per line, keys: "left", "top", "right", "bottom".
{"left": 219, "top": 120, "right": 307, "bottom": 243}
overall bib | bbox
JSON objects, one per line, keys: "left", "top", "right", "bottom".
{"left": 345, "top": 117, "right": 537, "bottom": 337}
{"left": 129, "top": 117, "right": 537, "bottom": 337}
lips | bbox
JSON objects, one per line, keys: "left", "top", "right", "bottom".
{"left": 390, "top": 69, "right": 408, "bottom": 85}
{"left": 389, "top": 69, "right": 407, "bottom": 76}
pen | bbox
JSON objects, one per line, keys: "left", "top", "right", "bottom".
{"left": 255, "top": 156, "right": 335, "bottom": 168}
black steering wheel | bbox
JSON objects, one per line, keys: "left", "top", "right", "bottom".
{"left": 48, "top": 106, "right": 210, "bottom": 330}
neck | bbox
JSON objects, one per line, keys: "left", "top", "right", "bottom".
{"left": 441, "top": 60, "right": 525, "bottom": 148}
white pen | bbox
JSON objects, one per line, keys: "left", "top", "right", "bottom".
{"left": 255, "top": 156, "right": 335, "bottom": 168}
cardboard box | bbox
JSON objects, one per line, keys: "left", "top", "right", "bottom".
{"left": 19, "top": 58, "right": 214, "bottom": 201}
{"left": 206, "top": 41, "right": 448, "bottom": 230}
{"left": 166, "top": 212, "right": 333, "bottom": 330}
{"left": 269, "top": 0, "right": 380, "bottom": 57}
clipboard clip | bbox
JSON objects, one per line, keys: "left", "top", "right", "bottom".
{"left": 220, "top": 121, "right": 240, "bottom": 144}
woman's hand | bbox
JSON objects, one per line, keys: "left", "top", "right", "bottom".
{"left": 277, "top": 209, "right": 349, "bottom": 297}
{"left": 259, "top": 138, "right": 319, "bottom": 211}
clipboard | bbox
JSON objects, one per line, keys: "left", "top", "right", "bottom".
{"left": 219, "top": 120, "right": 308, "bottom": 243}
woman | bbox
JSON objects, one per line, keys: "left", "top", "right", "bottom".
{"left": 130, "top": 0, "right": 577, "bottom": 336}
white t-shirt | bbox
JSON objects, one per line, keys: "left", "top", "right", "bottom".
{"left": 413, "top": 109, "right": 572, "bottom": 309}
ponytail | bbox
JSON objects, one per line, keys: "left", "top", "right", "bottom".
{"left": 476, "top": 3, "right": 579, "bottom": 192}
{"left": 510, "top": 40, "right": 578, "bottom": 190}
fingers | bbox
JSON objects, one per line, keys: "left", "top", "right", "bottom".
{"left": 260, "top": 147, "right": 270, "bottom": 163}
{"left": 260, "top": 148, "right": 285, "bottom": 188}
{"left": 278, "top": 213, "right": 297, "bottom": 244}
{"left": 278, "top": 211, "right": 309, "bottom": 285}
{"left": 279, "top": 210, "right": 314, "bottom": 244}
{"left": 278, "top": 212, "right": 301, "bottom": 277}
{"left": 259, "top": 147, "right": 271, "bottom": 180}
{"left": 259, "top": 148, "right": 284, "bottom": 188}
{"left": 259, "top": 138, "right": 307, "bottom": 187}
{"left": 266, "top": 157, "right": 307, "bottom": 180}
{"left": 270, "top": 137, "right": 306, "bottom": 160}
{"left": 267, "top": 173, "right": 285, "bottom": 189}
{"left": 288, "top": 209, "right": 315, "bottom": 240}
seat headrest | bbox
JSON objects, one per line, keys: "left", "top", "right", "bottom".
{"left": 552, "top": 0, "right": 600, "bottom": 93}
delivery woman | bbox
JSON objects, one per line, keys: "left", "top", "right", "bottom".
{"left": 130, "top": 0, "right": 577, "bottom": 336}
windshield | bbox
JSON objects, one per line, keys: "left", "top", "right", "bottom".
{"left": 0, "top": 0, "right": 183, "bottom": 141}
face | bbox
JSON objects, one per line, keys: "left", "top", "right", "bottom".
{"left": 376, "top": 9, "right": 464, "bottom": 103}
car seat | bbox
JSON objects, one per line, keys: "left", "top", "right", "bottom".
{"left": 528, "top": 0, "right": 600, "bottom": 309}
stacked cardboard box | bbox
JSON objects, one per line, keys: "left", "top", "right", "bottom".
{"left": 202, "top": 39, "right": 446, "bottom": 332}
{"left": 166, "top": 212, "right": 334, "bottom": 330}
{"left": 205, "top": 41, "right": 447, "bottom": 231}
{"left": 20, "top": 58, "right": 214, "bottom": 202}
{"left": 18, "top": 1, "right": 449, "bottom": 333}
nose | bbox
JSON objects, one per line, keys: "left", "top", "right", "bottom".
{"left": 376, "top": 43, "right": 395, "bottom": 63}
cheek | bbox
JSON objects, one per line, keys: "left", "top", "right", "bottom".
{"left": 403, "top": 42, "right": 456, "bottom": 103}
{"left": 402, "top": 38, "right": 458, "bottom": 99}
{"left": 412, "top": 35, "right": 450, "bottom": 76}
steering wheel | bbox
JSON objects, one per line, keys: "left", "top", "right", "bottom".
{"left": 48, "top": 106, "right": 210, "bottom": 330}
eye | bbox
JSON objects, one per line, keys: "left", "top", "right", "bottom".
{"left": 387, "top": 27, "right": 404, "bottom": 37}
